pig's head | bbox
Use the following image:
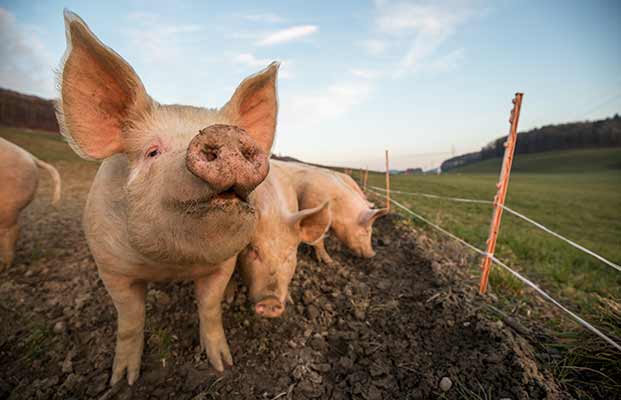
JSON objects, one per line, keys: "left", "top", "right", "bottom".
{"left": 57, "top": 11, "right": 279, "bottom": 265}
{"left": 328, "top": 191, "right": 388, "bottom": 258}
{"left": 239, "top": 201, "right": 330, "bottom": 318}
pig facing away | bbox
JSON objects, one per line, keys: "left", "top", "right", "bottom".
{"left": 238, "top": 161, "right": 330, "bottom": 318}
{"left": 273, "top": 160, "right": 388, "bottom": 264}
{"left": 0, "top": 138, "right": 61, "bottom": 271}
{"left": 56, "top": 11, "right": 279, "bottom": 385}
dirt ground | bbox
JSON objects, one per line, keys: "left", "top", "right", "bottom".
{"left": 0, "top": 161, "right": 567, "bottom": 400}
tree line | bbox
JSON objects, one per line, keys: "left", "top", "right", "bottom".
{"left": 441, "top": 115, "right": 621, "bottom": 171}
{"left": 0, "top": 88, "right": 59, "bottom": 132}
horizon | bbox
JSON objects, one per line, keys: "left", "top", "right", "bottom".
{"left": 1, "top": 0, "right": 620, "bottom": 170}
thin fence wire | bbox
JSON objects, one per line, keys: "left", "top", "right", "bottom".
{"left": 367, "top": 188, "right": 621, "bottom": 352}
{"left": 369, "top": 185, "right": 621, "bottom": 273}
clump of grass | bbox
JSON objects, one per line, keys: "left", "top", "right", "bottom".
{"left": 150, "top": 327, "right": 173, "bottom": 364}
{"left": 22, "top": 324, "right": 52, "bottom": 361}
{"left": 549, "top": 296, "right": 621, "bottom": 399}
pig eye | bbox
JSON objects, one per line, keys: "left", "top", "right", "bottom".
{"left": 145, "top": 146, "right": 161, "bottom": 159}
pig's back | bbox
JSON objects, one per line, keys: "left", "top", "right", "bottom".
{"left": 0, "top": 138, "right": 39, "bottom": 221}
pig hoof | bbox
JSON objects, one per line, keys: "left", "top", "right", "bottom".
{"left": 201, "top": 333, "right": 233, "bottom": 372}
{"left": 110, "top": 352, "right": 142, "bottom": 386}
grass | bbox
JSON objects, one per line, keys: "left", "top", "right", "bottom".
{"left": 363, "top": 147, "right": 621, "bottom": 398}
{"left": 0, "top": 126, "right": 87, "bottom": 163}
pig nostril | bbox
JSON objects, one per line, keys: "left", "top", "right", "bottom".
{"left": 202, "top": 145, "right": 219, "bottom": 162}
{"left": 241, "top": 146, "right": 257, "bottom": 162}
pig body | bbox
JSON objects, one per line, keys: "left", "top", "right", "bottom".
{"left": 57, "top": 11, "right": 279, "bottom": 385}
{"left": 272, "top": 160, "right": 387, "bottom": 264}
{"left": 0, "top": 138, "right": 61, "bottom": 270}
{"left": 238, "top": 162, "right": 329, "bottom": 318}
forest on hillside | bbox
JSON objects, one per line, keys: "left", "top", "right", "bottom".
{"left": 0, "top": 88, "right": 59, "bottom": 132}
{"left": 441, "top": 115, "right": 621, "bottom": 171}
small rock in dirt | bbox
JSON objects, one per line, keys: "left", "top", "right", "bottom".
{"left": 153, "top": 290, "right": 171, "bottom": 305}
{"left": 339, "top": 357, "right": 354, "bottom": 369}
{"left": 307, "top": 304, "right": 320, "bottom": 321}
{"left": 377, "top": 280, "right": 391, "bottom": 290}
{"left": 309, "top": 335, "right": 326, "bottom": 351}
{"left": 86, "top": 374, "right": 108, "bottom": 396}
{"left": 303, "top": 290, "right": 314, "bottom": 305}
{"left": 53, "top": 321, "right": 66, "bottom": 334}
{"left": 292, "top": 365, "right": 306, "bottom": 380}
{"left": 61, "top": 351, "right": 74, "bottom": 373}
{"left": 183, "top": 367, "right": 205, "bottom": 392}
{"left": 370, "top": 363, "right": 387, "bottom": 377}
{"left": 354, "top": 308, "right": 366, "bottom": 320}
{"left": 366, "top": 385, "right": 383, "bottom": 400}
{"left": 61, "top": 373, "right": 83, "bottom": 391}
{"left": 288, "top": 339, "right": 297, "bottom": 348}
{"left": 306, "top": 370, "right": 323, "bottom": 384}
{"left": 439, "top": 377, "right": 452, "bottom": 392}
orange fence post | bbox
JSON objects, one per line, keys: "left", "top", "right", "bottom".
{"left": 479, "top": 93, "right": 524, "bottom": 294}
{"left": 385, "top": 150, "right": 391, "bottom": 211}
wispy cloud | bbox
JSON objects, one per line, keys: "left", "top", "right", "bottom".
{"left": 370, "top": 0, "right": 480, "bottom": 76}
{"left": 257, "top": 25, "right": 318, "bottom": 46}
{"left": 0, "top": 8, "right": 55, "bottom": 97}
{"left": 125, "top": 12, "right": 205, "bottom": 64}
{"left": 243, "top": 13, "right": 285, "bottom": 23}
{"left": 283, "top": 80, "right": 372, "bottom": 128}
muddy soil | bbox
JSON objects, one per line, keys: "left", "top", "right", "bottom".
{"left": 0, "top": 162, "right": 566, "bottom": 399}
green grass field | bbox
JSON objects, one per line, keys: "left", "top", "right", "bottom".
{"left": 366, "top": 148, "right": 621, "bottom": 309}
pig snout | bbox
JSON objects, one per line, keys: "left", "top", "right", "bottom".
{"left": 255, "top": 296, "right": 284, "bottom": 318}
{"left": 186, "top": 124, "right": 269, "bottom": 200}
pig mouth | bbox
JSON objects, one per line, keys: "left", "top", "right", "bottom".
{"left": 166, "top": 189, "right": 252, "bottom": 215}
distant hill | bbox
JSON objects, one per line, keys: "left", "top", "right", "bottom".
{"left": 447, "top": 147, "right": 621, "bottom": 174}
{"left": 442, "top": 115, "right": 621, "bottom": 171}
{"left": 0, "top": 88, "right": 59, "bottom": 133}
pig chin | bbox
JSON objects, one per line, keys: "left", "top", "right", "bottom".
{"left": 126, "top": 202, "right": 258, "bottom": 265}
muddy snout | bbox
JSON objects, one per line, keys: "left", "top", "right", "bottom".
{"left": 255, "top": 296, "right": 285, "bottom": 318}
{"left": 186, "top": 124, "right": 270, "bottom": 200}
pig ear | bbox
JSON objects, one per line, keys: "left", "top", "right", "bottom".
{"left": 358, "top": 208, "right": 389, "bottom": 227}
{"left": 289, "top": 201, "right": 332, "bottom": 245}
{"left": 222, "top": 62, "right": 279, "bottom": 154}
{"left": 56, "top": 10, "right": 151, "bottom": 160}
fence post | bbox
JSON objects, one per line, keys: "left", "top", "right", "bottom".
{"left": 363, "top": 167, "right": 369, "bottom": 191}
{"left": 479, "top": 93, "right": 524, "bottom": 295}
{"left": 385, "top": 150, "right": 391, "bottom": 211}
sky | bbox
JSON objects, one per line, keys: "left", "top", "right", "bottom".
{"left": 1, "top": 0, "right": 620, "bottom": 170}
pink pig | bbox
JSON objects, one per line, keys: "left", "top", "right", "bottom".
{"left": 238, "top": 162, "right": 330, "bottom": 318}
{"left": 57, "top": 11, "right": 279, "bottom": 384}
{"left": 0, "top": 138, "right": 61, "bottom": 270}
{"left": 273, "top": 160, "right": 388, "bottom": 264}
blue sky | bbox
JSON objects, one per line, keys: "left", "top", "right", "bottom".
{"left": 1, "top": 0, "right": 620, "bottom": 170}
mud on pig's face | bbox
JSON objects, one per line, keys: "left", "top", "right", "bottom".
{"left": 57, "top": 11, "right": 280, "bottom": 265}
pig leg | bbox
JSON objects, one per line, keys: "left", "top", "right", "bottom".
{"left": 194, "top": 258, "right": 235, "bottom": 371}
{"left": 313, "top": 239, "right": 334, "bottom": 265}
{"left": 0, "top": 224, "right": 19, "bottom": 271}
{"left": 99, "top": 270, "right": 147, "bottom": 385}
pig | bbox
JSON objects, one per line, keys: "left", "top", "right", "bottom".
{"left": 0, "top": 138, "right": 62, "bottom": 271}
{"left": 237, "top": 162, "right": 330, "bottom": 318}
{"left": 272, "top": 160, "right": 388, "bottom": 264}
{"left": 56, "top": 11, "right": 279, "bottom": 385}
